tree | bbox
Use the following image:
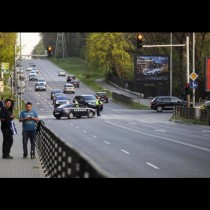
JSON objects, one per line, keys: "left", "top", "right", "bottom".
{"left": 86, "top": 33, "right": 133, "bottom": 79}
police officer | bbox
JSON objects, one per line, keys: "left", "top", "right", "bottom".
{"left": 96, "top": 96, "right": 101, "bottom": 116}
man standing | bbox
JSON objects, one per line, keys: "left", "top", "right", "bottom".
{"left": 0, "top": 99, "right": 15, "bottom": 159}
{"left": 96, "top": 96, "right": 101, "bottom": 116}
{"left": 19, "top": 102, "right": 39, "bottom": 159}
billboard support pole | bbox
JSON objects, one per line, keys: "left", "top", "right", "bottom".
{"left": 186, "top": 36, "right": 190, "bottom": 108}
{"left": 192, "top": 33, "right": 195, "bottom": 107}
{"left": 170, "top": 32, "right": 173, "bottom": 96}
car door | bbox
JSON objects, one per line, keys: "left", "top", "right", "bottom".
{"left": 162, "top": 97, "right": 172, "bottom": 110}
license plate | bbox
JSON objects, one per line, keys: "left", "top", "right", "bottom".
{"left": 54, "top": 112, "right": 60, "bottom": 115}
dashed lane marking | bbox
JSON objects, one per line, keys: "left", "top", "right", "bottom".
{"left": 104, "top": 141, "right": 110, "bottom": 145}
{"left": 146, "top": 162, "right": 159, "bottom": 170}
{"left": 121, "top": 149, "right": 130, "bottom": 155}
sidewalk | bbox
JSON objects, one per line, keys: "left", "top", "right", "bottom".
{"left": 0, "top": 119, "right": 45, "bottom": 178}
{"left": 95, "top": 79, "right": 151, "bottom": 107}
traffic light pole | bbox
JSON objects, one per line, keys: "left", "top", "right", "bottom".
{"left": 142, "top": 36, "right": 190, "bottom": 107}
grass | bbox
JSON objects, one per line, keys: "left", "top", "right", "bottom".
{"left": 50, "top": 57, "right": 148, "bottom": 110}
{"left": 171, "top": 116, "right": 210, "bottom": 126}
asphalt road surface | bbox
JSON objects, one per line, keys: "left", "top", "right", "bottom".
{"left": 21, "top": 59, "right": 210, "bottom": 177}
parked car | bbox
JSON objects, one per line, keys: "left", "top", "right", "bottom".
{"left": 58, "top": 70, "right": 66, "bottom": 76}
{"left": 73, "top": 95, "right": 103, "bottom": 111}
{"left": 96, "top": 92, "right": 108, "bottom": 103}
{"left": 53, "top": 103, "right": 95, "bottom": 120}
{"left": 63, "top": 83, "right": 75, "bottom": 94}
{"left": 151, "top": 96, "right": 188, "bottom": 112}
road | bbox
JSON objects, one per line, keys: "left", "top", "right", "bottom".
{"left": 20, "top": 59, "right": 210, "bottom": 177}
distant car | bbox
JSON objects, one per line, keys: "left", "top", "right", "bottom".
{"left": 35, "top": 82, "right": 46, "bottom": 91}
{"left": 37, "top": 78, "right": 46, "bottom": 86}
{"left": 73, "top": 95, "right": 103, "bottom": 111}
{"left": 53, "top": 103, "right": 95, "bottom": 120}
{"left": 69, "top": 79, "right": 79, "bottom": 87}
{"left": 66, "top": 74, "right": 75, "bottom": 82}
{"left": 63, "top": 83, "right": 75, "bottom": 94}
{"left": 53, "top": 95, "right": 70, "bottom": 108}
{"left": 30, "top": 69, "right": 38, "bottom": 74}
{"left": 51, "top": 89, "right": 63, "bottom": 100}
{"left": 151, "top": 96, "right": 188, "bottom": 112}
{"left": 29, "top": 73, "right": 38, "bottom": 81}
{"left": 29, "top": 63, "right": 36, "bottom": 67}
{"left": 26, "top": 67, "right": 33, "bottom": 71}
{"left": 58, "top": 70, "right": 66, "bottom": 76}
{"left": 96, "top": 92, "right": 108, "bottom": 103}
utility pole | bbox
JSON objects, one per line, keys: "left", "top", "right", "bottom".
{"left": 192, "top": 32, "right": 195, "bottom": 107}
{"left": 55, "top": 33, "right": 67, "bottom": 58}
{"left": 170, "top": 32, "right": 173, "bottom": 96}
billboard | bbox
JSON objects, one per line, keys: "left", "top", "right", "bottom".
{"left": 206, "top": 57, "right": 210, "bottom": 92}
{"left": 134, "top": 55, "right": 169, "bottom": 82}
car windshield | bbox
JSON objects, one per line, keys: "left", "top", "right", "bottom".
{"left": 37, "top": 83, "right": 45, "bottom": 86}
{"left": 97, "top": 93, "right": 106, "bottom": 96}
{"left": 84, "top": 95, "right": 96, "bottom": 100}
{"left": 53, "top": 90, "right": 62, "bottom": 93}
{"left": 56, "top": 96, "right": 68, "bottom": 100}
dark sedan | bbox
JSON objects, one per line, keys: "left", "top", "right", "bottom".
{"left": 69, "top": 79, "right": 79, "bottom": 87}
{"left": 51, "top": 89, "right": 63, "bottom": 100}
{"left": 53, "top": 103, "right": 95, "bottom": 119}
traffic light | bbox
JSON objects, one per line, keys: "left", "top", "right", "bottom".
{"left": 137, "top": 33, "right": 143, "bottom": 49}
{"left": 185, "top": 82, "right": 190, "bottom": 95}
{"left": 47, "top": 46, "right": 52, "bottom": 57}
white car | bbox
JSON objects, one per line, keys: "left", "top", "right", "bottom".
{"left": 37, "top": 78, "right": 47, "bottom": 86}
{"left": 26, "top": 67, "right": 33, "bottom": 71}
{"left": 63, "top": 83, "right": 75, "bottom": 94}
{"left": 58, "top": 70, "right": 66, "bottom": 76}
{"left": 35, "top": 82, "right": 46, "bottom": 91}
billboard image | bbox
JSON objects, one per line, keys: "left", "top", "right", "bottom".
{"left": 206, "top": 57, "right": 210, "bottom": 92}
{"left": 134, "top": 55, "right": 169, "bottom": 82}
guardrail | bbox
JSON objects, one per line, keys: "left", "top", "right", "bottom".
{"left": 174, "top": 106, "right": 210, "bottom": 125}
{"left": 35, "top": 122, "right": 111, "bottom": 178}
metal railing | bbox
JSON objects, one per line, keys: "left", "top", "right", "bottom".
{"left": 174, "top": 106, "right": 210, "bottom": 125}
{"left": 35, "top": 122, "right": 112, "bottom": 178}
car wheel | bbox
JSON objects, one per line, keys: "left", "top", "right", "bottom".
{"left": 88, "top": 111, "right": 94, "bottom": 118}
{"left": 156, "top": 106, "right": 163, "bottom": 112}
{"left": 55, "top": 116, "right": 61, "bottom": 120}
{"left": 68, "top": 112, "right": 74, "bottom": 119}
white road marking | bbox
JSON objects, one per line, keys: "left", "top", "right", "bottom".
{"left": 155, "top": 130, "right": 166, "bottom": 132}
{"left": 202, "top": 130, "right": 210, "bottom": 133}
{"left": 121, "top": 149, "right": 130, "bottom": 154}
{"left": 104, "top": 141, "right": 110, "bottom": 145}
{"left": 40, "top": 108, "right": 44, "bottom": 111}
{"left": 36, "top": 102, "right": 40, "bottom": 105}
{"left": 83, "top": 130, "right": 87, "bottom": 133}
{"left": 146, "top": 162, "right": 159, "bottom": 170}
{"left": 76, "top": 127, "right": 79, "bottom": 129}
{"left": 92, "top": 135, "right": 97, "bottom": 138}
{"left": 105, "top": 121, "right": 210, "bottom": 153}
{"left": 44, "top": 99, "right": 48, "bottom": 102}
{"left": 48, "top": 102, "right": 54, "bottom": 109}
{"left": 128, "top": 123, "right": 136, "bottom": 125}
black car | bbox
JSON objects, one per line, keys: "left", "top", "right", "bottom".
{"left": 51, "top": 89, "right": 63, "bottom": 100}
{"left": 151, "top": 96, "right": 188, "bottom": 112}
{"left": 53, "top": 103, "right": 95, "bottom": 119}
{"left": 73, "top": 95, "right": 103, "bottom": 111}
{"left": 96, "top": 92, "right": 108, "bottom": 103}
{"left": 66, "top": 74, "right": 75, "bottom": 82}
{"left": 69, "top": 79, "right": 79, "bottom": 87}
{"left": 53, "top": 95, "right": 70, "bottom": 108}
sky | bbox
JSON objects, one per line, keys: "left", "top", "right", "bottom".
{"left": 17, "top": 33, "right": 41, "bottom": 55}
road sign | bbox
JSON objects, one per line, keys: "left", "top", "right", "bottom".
{"left": 189, "top": 72, "right": 198, "bottom": 80}
{"left": 190, "top": 80, "right": 198, "bottom": 89}
{"left": 1, "top": 62, "right": 9, "bottom": 74}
